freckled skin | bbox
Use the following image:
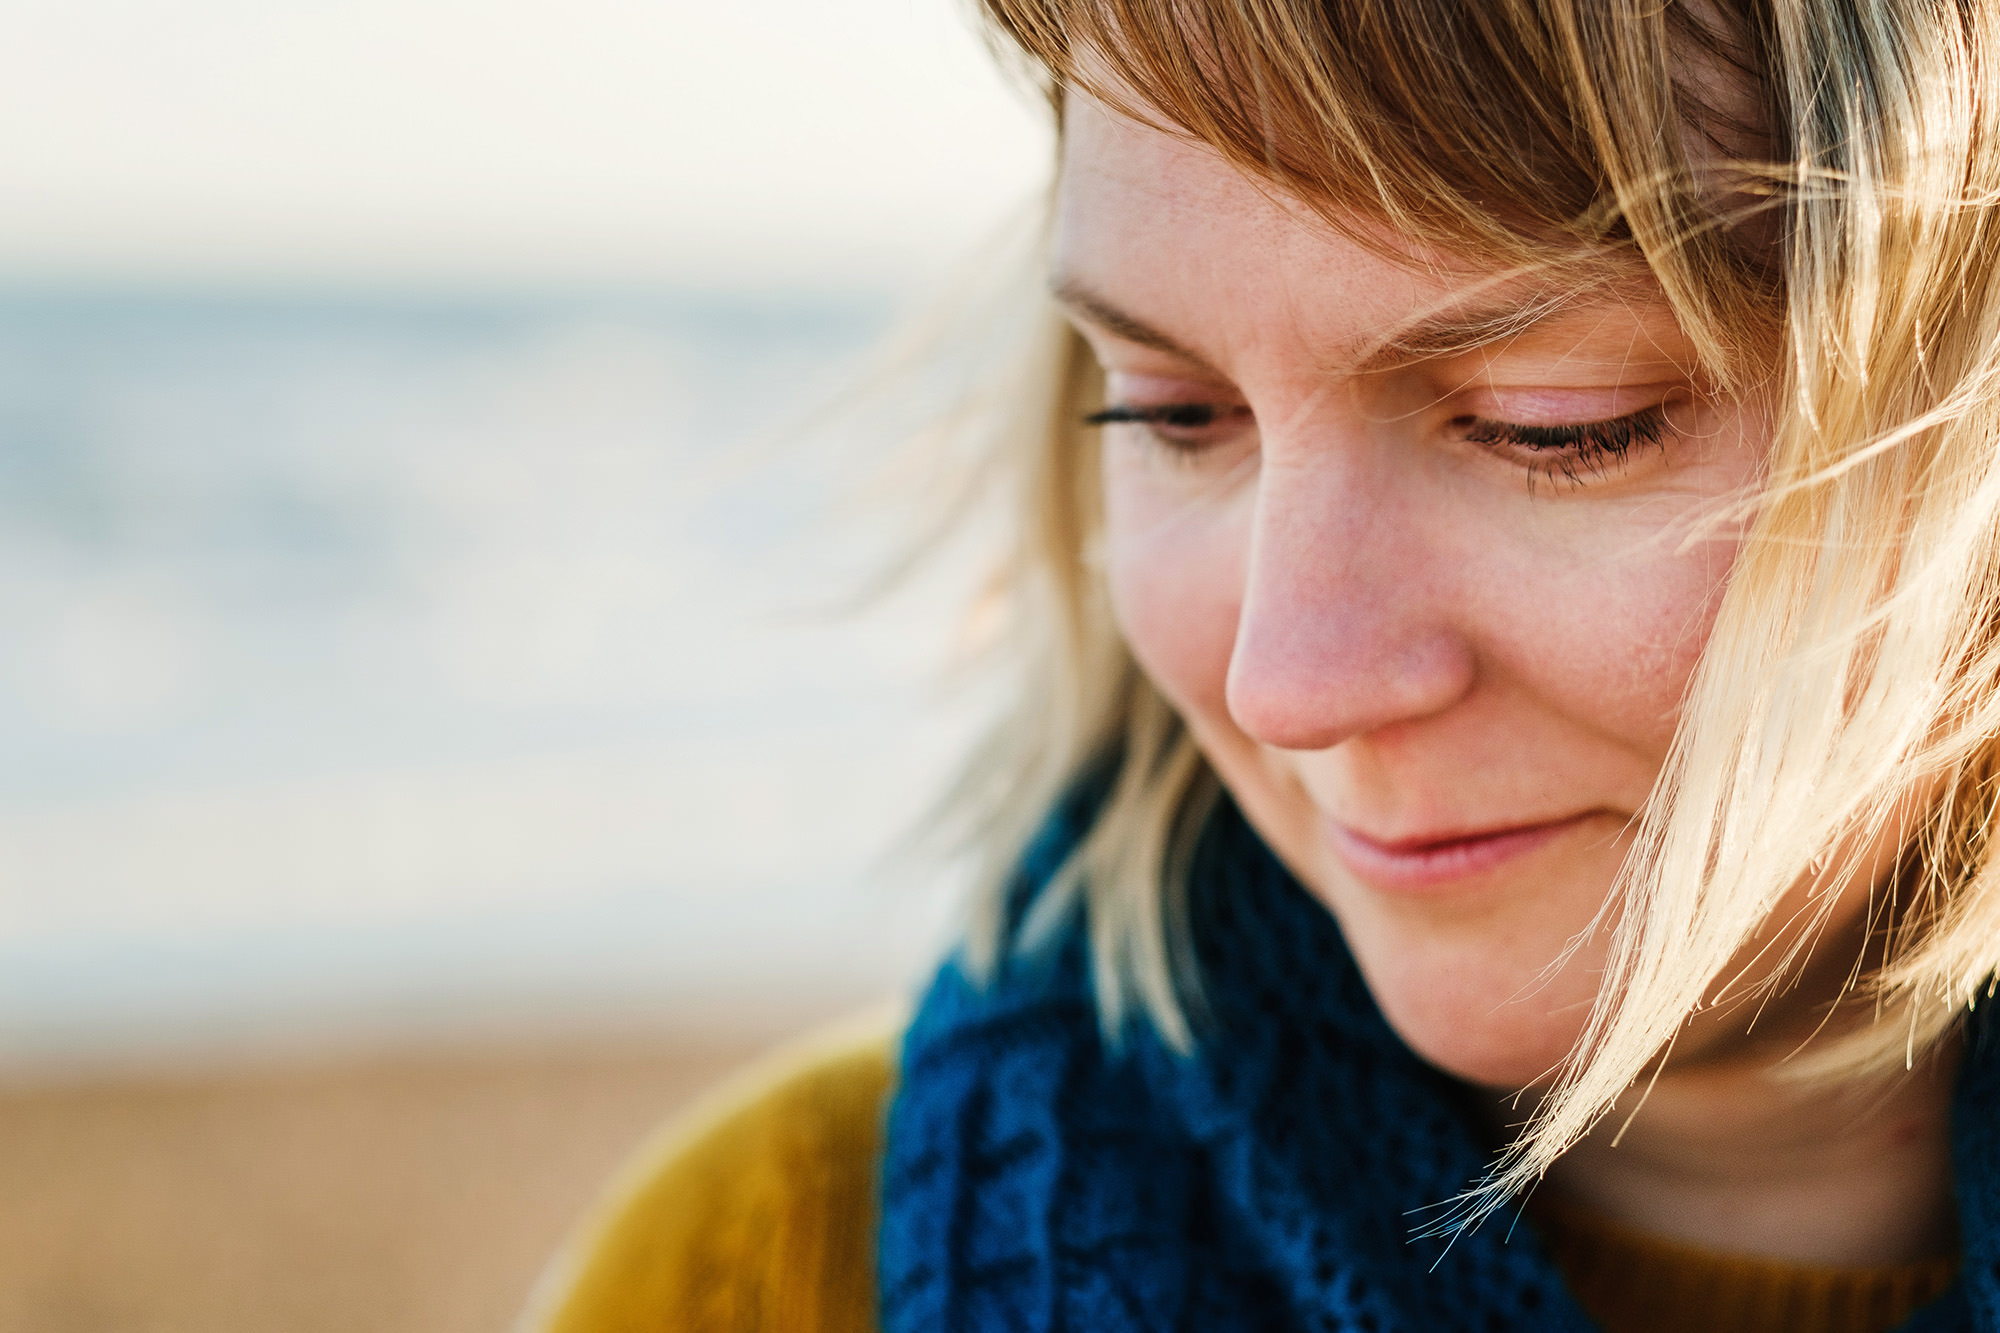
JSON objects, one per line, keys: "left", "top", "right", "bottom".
{"left": 1059, "top": 95, "right": 1760, "bottom": 1090}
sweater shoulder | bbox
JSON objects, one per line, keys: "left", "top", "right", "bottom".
{"left": 519, "top": 1015, "right": 898, "bottom": 1333}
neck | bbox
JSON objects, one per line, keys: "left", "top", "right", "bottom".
{"left": 1535, "top": 1027, "right": 1962, "bottom": 1267}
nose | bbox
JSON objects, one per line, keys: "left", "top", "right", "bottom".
{"left": 1223, "top": 447, "right": 1477, "bottom": 751}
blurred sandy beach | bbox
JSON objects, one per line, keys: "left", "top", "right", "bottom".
{"left": 0, "top": 1032, "right": 759, "bottom": 1333}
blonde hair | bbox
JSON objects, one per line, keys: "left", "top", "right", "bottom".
{"left": 940, "top": 0, "right": 2000, "bottom": 1218}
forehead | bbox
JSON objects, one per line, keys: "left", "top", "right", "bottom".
{"left": 1056, "top": 93, "right": 1335, "bottom": 291}
{"left": 1053, "top": 92, "right": 1685, "bottom": 376}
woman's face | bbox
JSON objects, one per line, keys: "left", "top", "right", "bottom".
{"left": 1057, "top": 94, "right": 1769, "bottom": 1089}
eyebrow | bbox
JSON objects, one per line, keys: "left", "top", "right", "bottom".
{"left": 1050, "top": 273, "right": 1643, "bottom": 376}
{"left": 1050, "top": 275, "right": 1223, "bottom": 372}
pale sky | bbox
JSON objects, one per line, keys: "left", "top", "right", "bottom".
{"left": 0, "top": 0, "right": 1054, "bottom": 289}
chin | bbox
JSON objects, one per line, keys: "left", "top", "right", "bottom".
{"left": 1201, "top": 744, "right": 1620, "bottom": 1091}
{"left": 1289, "top": 848, "right": 1622, "bottom": 1093}
{"left": 1339, "top": 934, "right": 1603, "bottom": 1092}
{"left": 1384, "top": 1009, "right": 1583, "bottom": 1092}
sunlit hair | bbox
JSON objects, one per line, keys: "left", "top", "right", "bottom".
{"left": 936, "top": 0, "right": 2000, "bottom": 1221}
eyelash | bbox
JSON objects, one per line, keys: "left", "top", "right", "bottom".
{"left": 1085, "top": 404, "right": 1241, "bottom": 431}
{"left": 1459, "top": 406, "right": 1670, "bottom": 484}
{"left": 1083, "top": 401, "right": 1670, "bottom": 484}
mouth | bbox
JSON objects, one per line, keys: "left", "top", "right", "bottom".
{"left": 1325, "top": 813, "right": 1597, "bottom": 892}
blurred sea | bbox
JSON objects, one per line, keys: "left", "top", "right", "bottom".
{"left": 0, "top": 288, "right": 975, "bottom": 1069}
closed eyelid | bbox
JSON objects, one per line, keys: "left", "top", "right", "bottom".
{"left": 1431, "top": 338, "right": 1699, "bottom": 406}
{"left": 1451, "top": 382, "right": 1691, "bottom": 421}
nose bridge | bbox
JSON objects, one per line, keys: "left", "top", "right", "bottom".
{"left": 1224, "top": 435, "right": 1475, "bottom": 751}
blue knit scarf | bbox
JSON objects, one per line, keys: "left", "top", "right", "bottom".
{"left": 879, "top": 794, "right": 2000, "bottom": 1331}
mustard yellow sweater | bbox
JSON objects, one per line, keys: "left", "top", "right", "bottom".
{"left": 519, "top": 1024, "right": 1956, "bottom": 1333}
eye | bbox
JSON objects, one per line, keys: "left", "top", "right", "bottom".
{"left": 1456, "top": 404, "right": 1670, "bottom": 486}
{"left": 1084, "top": 402, "right": 1254, "bottom": 457}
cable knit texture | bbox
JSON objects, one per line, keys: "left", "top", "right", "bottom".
{"left": 878, "top": 793, "right": 1990, "bottom": 1332}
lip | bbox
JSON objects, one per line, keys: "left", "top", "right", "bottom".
{"left": 1325, "top": 813, "right": 1594, "bottom": 893}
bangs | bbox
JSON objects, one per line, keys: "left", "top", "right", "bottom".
{"left": 980, "top": 0, "right": 1780, "bottom": 370}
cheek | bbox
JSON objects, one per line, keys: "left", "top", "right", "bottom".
{"left": 1479, "top": 517, "right": 1740, "bottom": 762}
{"left": 1100, "top": 446, "right": 1249, "bottom": 719}
{"left": 1496, "top": 422, "right": 1762, "bottom": 758}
